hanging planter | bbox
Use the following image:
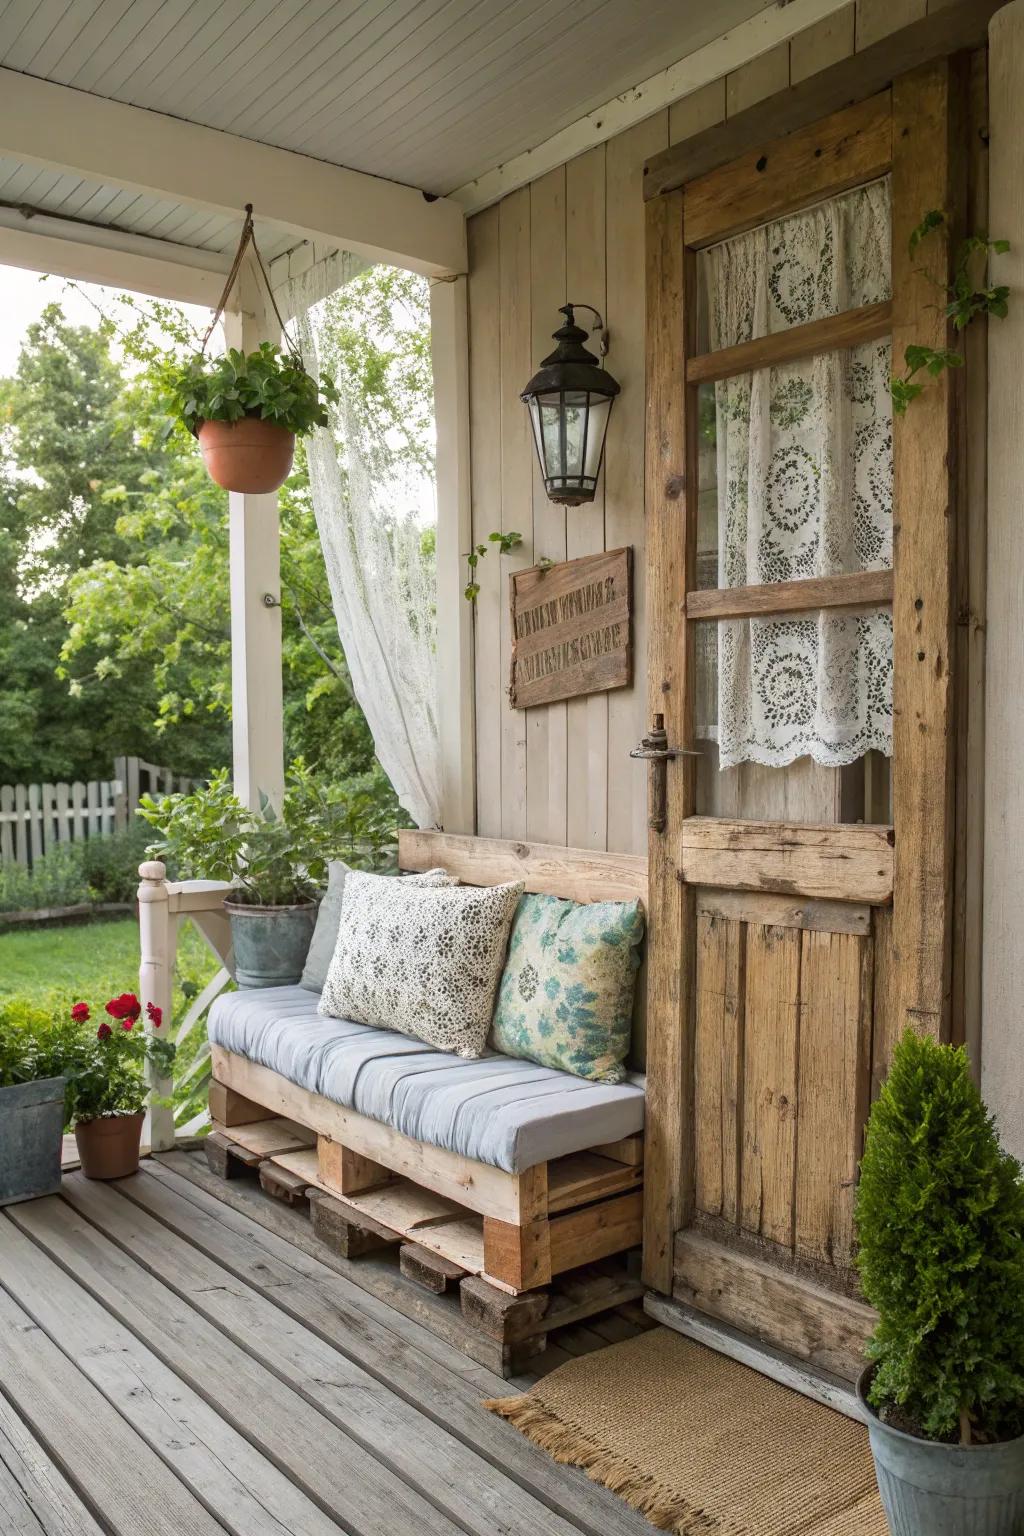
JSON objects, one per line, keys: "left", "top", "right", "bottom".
{"left": 194, "top": 393, "right": 297, "bottom": 494}
{"left": 165, "top": 205, "right": 339, "bottom": 495}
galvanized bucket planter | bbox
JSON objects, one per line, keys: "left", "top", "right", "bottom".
{"left": 224, "top": 899, "right": 318, "bottom": 987}
{"left": 858, "top": 1369, "right": 1024, "bottom": 1535}
{"left": 0, "top": 1076, "right": 65, "bottom": 1206}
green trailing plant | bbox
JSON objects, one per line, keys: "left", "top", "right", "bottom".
{"left": 856, "top": 1029, "right": 1024, "bottom": 1445}
{"left": 891, "top": 211, "right": 1010, "bottom": 414}
{"left": 464, "top": 531, "right": 523, "bottom": 602}
{"left": 138, "top": 759, "right": 396, "bottom": 907}
{"left": 163, "top": 342, "right": 339, "bottom": 439}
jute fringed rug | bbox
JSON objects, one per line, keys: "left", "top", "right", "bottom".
{"left": 485, "top": 1328, "right": 888, "bottom": 1536}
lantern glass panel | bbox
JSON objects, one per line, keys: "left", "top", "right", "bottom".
{"left": 540, "top": 396, "right": 565, "bottom": 472}
{"left": 581, "top": 395, "right": 611, "bottom": 480}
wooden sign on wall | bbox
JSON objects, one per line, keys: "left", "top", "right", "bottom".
{"left": 509, "top": 547, "right": 632, "bottom": 710}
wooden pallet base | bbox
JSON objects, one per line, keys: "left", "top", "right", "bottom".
{"left": 270, "top": 1141, "right": 642, "bottom": 1295}
{"left": 208, "top": 1118, "right": 646, "bottom": 1377}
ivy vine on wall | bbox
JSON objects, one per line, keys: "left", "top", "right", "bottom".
{"left": 891, "top": 210, "right": 1010, "bottom": 414}
{"left": 464, "top": 531, "right": 523, "bottom": 602}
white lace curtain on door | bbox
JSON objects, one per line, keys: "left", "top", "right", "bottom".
{"left": 698, "top": 178, "right": 894, "bottom": 768}
{"left": 291, "top": 265, "right": 441, "bottom": 830}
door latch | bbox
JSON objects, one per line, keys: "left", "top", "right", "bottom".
{"left": 629, "top": 714, "right": 700, "bottom": 833}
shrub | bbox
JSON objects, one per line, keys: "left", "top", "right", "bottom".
{"left": 0, "top": 843, "right": 91, "bottom": 913}
{"left": 79, "top": 822, "right": 152, "bottom": 903}
{"left": 856, "top": 1029, "right": 1024, "bottom": 1444}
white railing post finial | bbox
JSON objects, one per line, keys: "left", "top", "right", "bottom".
{"left": 138, "top": 860, "right": 175, "bottom": 1152}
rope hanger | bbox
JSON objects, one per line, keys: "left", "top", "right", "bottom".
{"left": 200, "top": 203, "right": 300, "bottom": 358}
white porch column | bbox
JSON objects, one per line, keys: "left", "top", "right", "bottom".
{"left": 982, "top": 0, "right": 1024, "bottom": 1157}
{"left": 224, "top": 255, "right": 285, "bottom": 812}
{"left": 430, "top": 275, "right": 476, "bottom": 832}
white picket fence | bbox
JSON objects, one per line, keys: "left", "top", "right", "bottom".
{"left": 0, "top": 756, "right": 194, "bottom": 868}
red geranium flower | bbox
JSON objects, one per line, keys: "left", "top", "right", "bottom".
{"left": 105, "top": 992, "right": 141, "bottom": 1023}
{"left": 71, "top": 1001, "right": 90, "bottom": 1023}
{"left": 146, "top": 1002, "right": 163, "bottom": 1028}
{"left": 121, "top": 1017, "right": 134, "bottom": 1031}
{"left": 96, "top": 1022, "right": 112, "bottom": 1040}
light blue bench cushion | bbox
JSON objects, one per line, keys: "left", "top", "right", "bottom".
{"left": 208, "top": 985, "right": 645, "bottom": 1174}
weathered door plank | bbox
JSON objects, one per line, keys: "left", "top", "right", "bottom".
{"left": 740, "top": 925, "right": 801, "bottom": 1248}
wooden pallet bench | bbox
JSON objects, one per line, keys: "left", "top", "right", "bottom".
{"left": 209, "top": 1069, "right": 643, "bottom": 1294}
{"left": 205, "top": 1112, "right": 646, "bottom": 1373}
{"left": 204, "top": 830, "right": 649, "bottom": 1374}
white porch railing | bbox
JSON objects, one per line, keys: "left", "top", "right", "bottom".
{"left": 137, "top": 860, "right": 234, "bottom": 1150}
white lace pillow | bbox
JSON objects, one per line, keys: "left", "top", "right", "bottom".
{"left": 319, "top": 871, "right": 525, "bottom": 1058}
{"left": 300, "top": 864, "right": 457, "bottom": 992}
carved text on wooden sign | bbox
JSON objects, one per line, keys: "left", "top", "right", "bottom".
{"left": 509, "top": 547, "right": 632, "bottom": 710}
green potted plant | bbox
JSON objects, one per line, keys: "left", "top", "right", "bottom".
{"left": 164, "top": 341, "right": 339, "bottom": 494}
{"left": 855, "top": 1029, "right": 1024, "bottom": 1534}
{"left": 139, "top": 763, "right": 344, "bottom": 987}
{"left": 0, "top": 1000, "right": 79, "bottom": 1205}
{"left": 69, "top": 992, "right": 175, "bottom": 1179}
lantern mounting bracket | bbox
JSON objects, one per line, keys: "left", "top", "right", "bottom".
{"left": 564, "top": 301, "right": 609, "bottom": 356}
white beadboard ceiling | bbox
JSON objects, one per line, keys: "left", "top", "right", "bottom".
{"left": 0, "top": 0, "right": 772, "bottom": 254}
{"left": 0, "top": 152, "right": 298, "bottom": 264}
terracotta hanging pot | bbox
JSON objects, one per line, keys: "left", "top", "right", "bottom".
{"left": 74, "top": 1111, "right": 145, "bottom": 1179}
{"left": 197, "top": 417, "right": 295, "bottom": 494}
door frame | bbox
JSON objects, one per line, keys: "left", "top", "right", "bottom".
{"left": 641, "top": 40, "right": 975, "bottom": 1294}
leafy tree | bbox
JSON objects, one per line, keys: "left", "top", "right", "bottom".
{"left": 1, "top": 266, "right": 434, "bottom": 819}
{"left": 0, "top": 304, "right": 178, "bottom": 777}
{"left": 856, "top": 1029, "right": 1024, "bottom": 1444}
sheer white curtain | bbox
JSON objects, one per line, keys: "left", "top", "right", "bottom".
{"left": 698, "top": 179, "right": 894, "bottom": 768}
{"left": 289, "top": 261, "right": 442, "bottom": 829}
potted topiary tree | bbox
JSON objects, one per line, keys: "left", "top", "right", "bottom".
{"left": 855, "top": 1029, "right": 1024, "bottom": 1535}
{"left": 0, "top": 1000, "right": 79, "bottom": 1205}
{"left": 138, "top": 762, "right": 346, "bottom": 987}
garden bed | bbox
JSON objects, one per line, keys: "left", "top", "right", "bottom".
{"left": 0, "top": 901, "right": 133, "bottom": 929}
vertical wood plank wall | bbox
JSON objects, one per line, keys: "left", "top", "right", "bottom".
{"left": 465, "top": 0, "right": 952, "bottom": 853}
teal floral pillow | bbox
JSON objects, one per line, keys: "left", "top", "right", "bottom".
{"left": 490, "top": 894, "right": 644, "bottom": 1083}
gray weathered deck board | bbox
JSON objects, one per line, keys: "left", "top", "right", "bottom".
{"left": 0, "top": 1217, "right": 339, "bottom": 1536}
{"left": 153, "top": 1147, "right": 510, "bottom": 1393}
{"left": 31, "top": 1175, "right": 586, "bottom": 1536}
{"left": 0, "top": 1395, "right": 102, "bottom": 1536}
{"left": 0, "top": 1254, "right": 223, "bottom": 1536}
{"left": 13, "top": 1187, "right": 465, "bottom": 1536}
{"left": 127, "top": 1159, "right": 655, "bottom": 1536}
{"left": 0, "top": 1162, "right": 658, "bottom": 1536}
{"left": 157, "top": 1146, "right": 522, "bottom": 1387}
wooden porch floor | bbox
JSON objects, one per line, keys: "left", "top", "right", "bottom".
{"left": 0, "top": 1152, "right": 658, "bottom": 1536}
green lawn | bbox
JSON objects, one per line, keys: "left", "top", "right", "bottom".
{"left": 0, "top": 915, "right": 218, "bottom": 1005}
{"left": 0, "top": 915, "right": 224, "bottom": 1123}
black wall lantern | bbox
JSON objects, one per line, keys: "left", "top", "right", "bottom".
{"left": 521, "top": 303, "right": 620, "bottom": 507}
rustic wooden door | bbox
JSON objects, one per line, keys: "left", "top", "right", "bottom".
{"left": 640, "top": 58, "right": 970, "bottom": 1381}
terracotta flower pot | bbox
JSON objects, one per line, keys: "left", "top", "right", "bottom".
{"left": 74, "top": 1111, "right": 144, "bottom": 1180}
{"left": 197, "top": 417, "right": 295, "bottom": 493}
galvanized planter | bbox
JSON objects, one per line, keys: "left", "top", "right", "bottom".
{"left": 224, "top": 899, "right": 318, "bottom": 988}
{"left": 858, "top": 1369, "right": 1024, "bottom": 1535}
{"left": 0, "top": 1076, "right": 65, "bottom": 1206}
